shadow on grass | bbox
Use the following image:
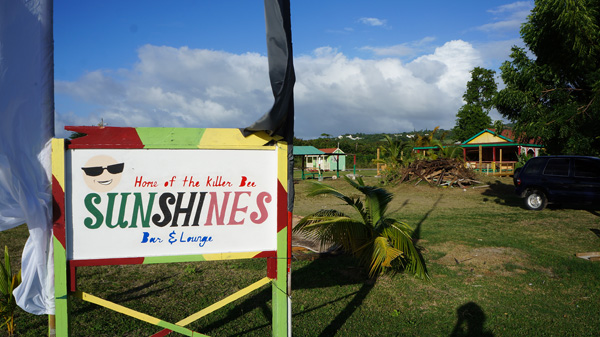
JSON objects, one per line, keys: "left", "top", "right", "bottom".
{"left": 200, "top": 287, "right": 272, "bottom": 336}
{"left": 197, "top": 254, "right": 371, "bottom": 336}
{"left": 449, "top": 302, "right": 494, "bottom": 337}
{"left": 537, "top": 201, "right": 600, "bottom": 214}
{"left": 71, "top": 275, "right": 174, "bottom": 316}
{"left": 317, "top": 282, "right": 374, "bottom": 337}
{"left": 480, "top": 180, "right": 522, "bottom": 207}
{"left": 293, "top": 254, "right": 375, "bottom": 336}
{"left": 201, "top": 192, "right": 444, "bottom": 335}
{"left": 388, "top": 199, "right": 410, "bottom": 216}
{"left": 412, "top": 194, "right": 443, "bottom": 243}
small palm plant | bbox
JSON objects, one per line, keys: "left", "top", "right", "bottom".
{"left": 0, "top": 246, "right": 21, "bottom": 336}
{"left": 376, "top": 134, "right": 413, "bottom": 168}
{"left": 294, "top": 177, "right": 428, "bottom": 279}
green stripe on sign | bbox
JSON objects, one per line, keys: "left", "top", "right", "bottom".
{"left": 143, "top": 255, "right": 208, "bottom": 264}
{"left": 136, "top": 127, "right": 206, "bottom": 148}
{"left": 156, "top": 320, "right": 206, "bottom": 336}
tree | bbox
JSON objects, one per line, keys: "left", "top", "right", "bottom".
{"left": 453, "top": 67, "right": 496, "bottom": 142}
{"left": 454, "top": 105, "right": 492, "bottom": 142}
{"left": 496, "top": 0, "right": 600, "bottom": 155}
{"left": 293, "top": 177, "right": 428, "bottom": 279}
{"left": 377, "top": 134, "right": 412, "bottom": 168}
{"left": 413, "top": 126, "right": 447, "bottom": 147}
{"left": 492, "top": 120, "right": 505, "bottom": 136}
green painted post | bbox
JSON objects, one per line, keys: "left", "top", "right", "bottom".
{"left": 273, "top": 143, "right": 290, "bottom": 336}
{"left": 52, "top": 138, "right": 70, "bottom": 337}
{"left": 273, "top": 226, "right": 289, "bottom": 336}
{"left": 54, "top": 237, "right": 69, "bottom": 337}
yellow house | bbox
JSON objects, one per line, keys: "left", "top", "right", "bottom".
{"left": 461, "top": 129, "right": 543, "bottom": 175}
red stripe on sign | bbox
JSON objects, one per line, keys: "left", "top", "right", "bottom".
{"left": 65, "top": 126, "right": 144, "bottom": 149}
{"left": 69, "top": 264, "right": 76, "bottom": 292}
{"left": 253, "top": 250, "right": 277, "bottom": 258}
{"left": 267, "top": 256, "right": 277, "bottom": 279}
{"left": 277, "top": 181, "right": 287, "bottom": 232}
{"left": 150, "top": 329, "right": 172, "bottom": 337}
{"left": 70, "top": 258, "right": 146, "bottom": 291}
{"left": 52, "top": 175, "right": 66, "bottom": 249}
{"left": 70, "top": 257, "right": 145, "bottom": 267}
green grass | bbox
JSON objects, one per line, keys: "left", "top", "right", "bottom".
{"left": 3, "top": 174, "right": 600, "bottom": 336}
{"left": 293, "top": 168, "right": 378, "bottom": 180}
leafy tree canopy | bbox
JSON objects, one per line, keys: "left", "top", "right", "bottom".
{"left": 496, "top": 0, "right": 600, "bottom": 155}
{"left": 454, "top": 104, "right": 492, "bottom": 143}
{"left": 453, "top": 67, "right": 496, "bottom": 142}
{"left": 463, "top": 67, "right": 497, "bottom": 110}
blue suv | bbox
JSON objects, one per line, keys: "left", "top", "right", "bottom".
{"left": 514, "top": 156, "right": 600, "bottom": 210}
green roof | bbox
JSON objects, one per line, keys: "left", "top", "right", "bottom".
{"left": 293, "top": 146, "right": 325, "bottom": 156}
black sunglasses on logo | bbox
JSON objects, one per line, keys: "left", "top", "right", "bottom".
{"left": 81, "top": 163, "right": 124, "bottom": 177}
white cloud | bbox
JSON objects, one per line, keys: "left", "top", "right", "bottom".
{"left": 410, "top": 40, "right": 481, "bottom": 97}
{"left": 55, "top": 45, "right": 272, "bottom": 136}
{"left": 360, "top": 44, "right": 414, "bottom": 57}
{"left": 55, "top": 40, "right": 483, "bottom": 139}
{"left": 488, "top": 1, "right": 532, "bottom": 15}
{"left": 358, "top": 17, "right": 387, "bottom": 27}
{"left": 360, "top": 37, "right": 436, "bottom": 58}
{"left": 478, "top": 1, "right": 533, "bottom": 33}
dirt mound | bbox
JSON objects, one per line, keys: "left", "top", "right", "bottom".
{"left": 430, "top": 243, "right": 530, "bottom": 276}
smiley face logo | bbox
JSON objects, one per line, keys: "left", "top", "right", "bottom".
{"left": 81, "top": 155, "right": 124, "bottom": 192}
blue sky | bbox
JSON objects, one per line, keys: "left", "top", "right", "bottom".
{"left": 54, "top": 1, "right": 533, "bottom": 139}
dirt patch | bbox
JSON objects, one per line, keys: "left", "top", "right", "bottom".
{"left": 429, "top": 243, "right": 530, "bottom": 276}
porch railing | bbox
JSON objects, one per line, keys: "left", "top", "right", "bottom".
{"left": 466, "top": 161, "right": 516, "bottom": 176}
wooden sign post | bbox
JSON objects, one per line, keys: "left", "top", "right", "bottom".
{"left": 52, "top": 126, "right": 291, "bottom": 336}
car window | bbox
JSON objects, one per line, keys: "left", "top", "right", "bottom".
{"left": 574, "top": 158, "right": 600, "bottom": 178}
{"left": 543, "top": 158, "right": 570, "bottom": 176}
{"left": 523, "top": 158, "right": 546, "bottom": 175}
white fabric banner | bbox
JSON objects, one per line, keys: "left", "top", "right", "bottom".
{"left": 0, "top": 0, "right": 55, "bottom": 315}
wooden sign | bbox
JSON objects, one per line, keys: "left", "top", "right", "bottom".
{"left": 67, "top": 148, "right": 278, "bottom": 260}
{"left": 53, "top": 127, "right": 291, "bottom": 336}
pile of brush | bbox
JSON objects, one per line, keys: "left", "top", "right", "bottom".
{"left": 396, "top": 158, "right": 482, "bottom": 188}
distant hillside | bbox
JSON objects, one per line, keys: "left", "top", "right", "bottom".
{"left": 295, "top": 129, "right": 455, "bottom": 168}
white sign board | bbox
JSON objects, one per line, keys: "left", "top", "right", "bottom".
{"left": 66, "top": 149, "right": 278, "bottom": 260}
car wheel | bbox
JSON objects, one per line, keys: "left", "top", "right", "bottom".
{"left": 524, "top": 189, "right": 547, "bottom": 211}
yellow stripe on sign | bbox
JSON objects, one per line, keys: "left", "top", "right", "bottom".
{"left": 201, "top": 251, "right": 261, "bottom": 261}
{"left": 176, "top": 277, "right": 271, "bottom": 326}
{"left": 75, "top": 291, "right": 161, "bottom": 325}
{"left": 51, "top": 138, "right": 65, "bottom": 191}
{"left": 277, "top": 142, "right": 288, "bottom": 193}
{"left": 198, "top": 128, "right": 278, "bottom": 149}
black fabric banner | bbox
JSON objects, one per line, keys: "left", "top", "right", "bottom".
{"left": 244, "top": 0, "right": 295, "bottom": 143}
{"left": 244, "top": 0, "right": 295, "bottom": 211}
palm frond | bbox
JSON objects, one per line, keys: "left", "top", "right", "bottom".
{"left": 308, "top": 179, "right": 374, "bottom": 227}
{"left": 294, "top": 210, "right": 373, "bottom": 253}
{"left": 382, "top": 222, "right": 429, "bottom": 279}
{"left": 369, "top": 236, "right": 404, "bottom": 277}
{"left": 294, "top": 178, "right": 429, "bottom": 280}
{"left": 346, "top": 177, "right": 394, "bottom": 226}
